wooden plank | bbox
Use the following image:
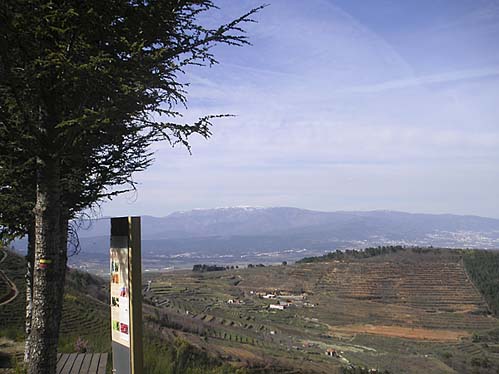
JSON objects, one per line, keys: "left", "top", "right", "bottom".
{"left": 59, "top": 353, "right": 78, "bottom": 374}
{"left": 88, "top": 353, "right": 100, "bottom": 373}
{"left": 56, "top": 353, "right": 65, "bottom": 367}
{"left": 129, "top": 216, "right": 143, "bottom": 374}
{"left": 56, "top": 354, "right": 70, "bottom": 373}
{"left": 97, "top": 353, "right": 108, "bottom": 374}
{"left": 56, "top": 352, "right": 109, "bottom": 373}
{"left": 71, "top": 353, "right": 85, "bottom": 373}
{"left": 79, "top": 353, "right": 93, "bottom": 373}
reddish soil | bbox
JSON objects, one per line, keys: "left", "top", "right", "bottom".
{"left": 329, "top": 324, "right": 470, "bottom": 341}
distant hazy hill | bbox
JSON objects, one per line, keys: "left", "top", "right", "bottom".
{"left": 64, "top": 208, "right": 499, "bottom": 258}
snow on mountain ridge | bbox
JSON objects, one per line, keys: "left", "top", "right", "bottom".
{"left": 169, "top": 206, "right": 267, "bottom": 216}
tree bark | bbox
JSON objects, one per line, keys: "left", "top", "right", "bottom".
{"left": 24, "top": 221, "right": 35, "bottom": 363}
{"left": 27, "top": 156, "right": 68, "bottom": 374}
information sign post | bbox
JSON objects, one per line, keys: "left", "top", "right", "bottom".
{"left": 110, "top": 217, "right": 143, "bottom": 374}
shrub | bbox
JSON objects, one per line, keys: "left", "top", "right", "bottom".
{"left": 74, "top": 336, "right": 89, "bottom": 353}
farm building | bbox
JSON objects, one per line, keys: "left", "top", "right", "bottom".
{"left": 263, "top": 294, "right": 276, "bottom": 299}
{"left": 325, "top": 348, "right": 337, "bottom": 357}
{"left": 227, "top": 299, "right": 244, "bottom": 305}
{"left": 269, "top": 304, "right": 286, "bottom": 310}
{"left": 277, "top": 294, "right": 305, "bottom": 300}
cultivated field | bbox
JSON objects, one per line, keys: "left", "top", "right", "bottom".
{"left": 2, "top": 247, "right": 499, "bottom": 373}
{"left": 144, "top": 249, "right": 499, "bottom": 373}
{"left": 0, "top": 249, "right": 259, "bottom": 374}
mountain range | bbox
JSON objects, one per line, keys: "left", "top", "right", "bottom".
{"left": 76, "top": 207, "right": 499, "bottom": 251}
{"left": 12, "top": 207, "right": 499, "bottom": 271}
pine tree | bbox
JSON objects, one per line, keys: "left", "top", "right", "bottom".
{"left": 0, "top": 1, "right": 263, "bottom": 372}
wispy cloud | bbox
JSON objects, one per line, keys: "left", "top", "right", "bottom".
{"left": 101, "top": 0, "right": 499, "bottom": 219}
{"left": 343, "top": 66, "right": 499, "bottom": 93}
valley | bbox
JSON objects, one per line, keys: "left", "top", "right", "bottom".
{"left": 27, "top": 208, "right": 499, "bottom": 275}
{"left": 2, "top": 246, "right": 499, "bottom": 373}
{"left": 142, "top": 247, "right": 499, "bottom": 373}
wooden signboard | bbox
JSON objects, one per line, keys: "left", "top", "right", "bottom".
{"left": 110, "top": 217, "right": 143, "bottom": 374}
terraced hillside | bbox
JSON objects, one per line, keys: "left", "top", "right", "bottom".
{"left": 0, "top": 247, "right": 111, "bottom": 368}
{"left": 0, "top": 249, "right": 26, "bottom": 340}
{"left": 322, "top": 260, "right": 483, "bottom": 309}
{"left": 0, "top": 249, "right": 273, "bottom": 374}
{"left": 314, "top": 252, "right": 497, "bottom": 334}
{"left": 3, "top": 247, "right": 499, "bottom": 373}
{"left": 144, "top": 248, "right": 499, "bottom": 373}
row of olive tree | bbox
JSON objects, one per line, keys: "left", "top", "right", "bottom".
{"left": 0, "top": 1, "right": 263, "bottom": 373}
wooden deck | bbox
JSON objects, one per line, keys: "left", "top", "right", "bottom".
{"left": 56, "top": 353, "right": 108, "bottom": 374}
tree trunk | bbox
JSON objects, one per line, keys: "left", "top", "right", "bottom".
{"left": 27, "top": 156, "right": 68, "bottom": 374}
{"left": 24, "top": 221, "right": 35, "bottom": 363}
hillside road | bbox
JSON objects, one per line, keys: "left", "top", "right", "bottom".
{"left": 0, "top": 250, "right": 19, "bottom": 306}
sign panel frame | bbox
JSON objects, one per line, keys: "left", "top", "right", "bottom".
{"left": 110, "top": 217, "right": 143, "bottom": 374}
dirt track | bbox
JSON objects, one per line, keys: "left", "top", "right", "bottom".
{"left": 0, "top": 250, "right": 19, "bottom": 306}
{"left": 329, "top": 324, "right": 470, "bottom": 341}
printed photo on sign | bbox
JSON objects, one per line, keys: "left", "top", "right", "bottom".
{"left": 120, "top": 323, "right": 129, "bottom": 335}
{"left": 119, "top": 296, "right": 129, "bottom": 325}
{"left": 119, "top": 286, "right": 128, "bottom": 297}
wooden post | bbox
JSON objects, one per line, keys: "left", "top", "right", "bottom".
{"left": 110, "top": 217, "right": 143, "bottom": 374}
{"left": 128, "top": 217, "right": 143, "bottom": 373}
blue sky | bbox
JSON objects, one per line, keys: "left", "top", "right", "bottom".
{"left": 103, "top": 0, "right": 499, "bottom": 218}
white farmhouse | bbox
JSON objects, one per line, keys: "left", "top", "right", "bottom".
{"left": 269, "top": 304, "right": 286, "bottom": 310}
